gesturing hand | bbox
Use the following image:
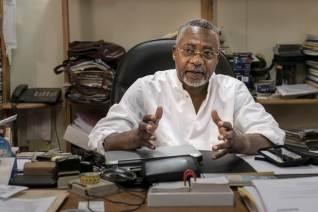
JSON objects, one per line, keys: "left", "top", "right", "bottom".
{"left": 211, "top": 110, "right": 240, "bottom": 158}
{"left": 136, "top": 106, "right": 163, "bottom": 149}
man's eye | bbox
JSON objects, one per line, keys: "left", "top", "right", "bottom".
{"left": 185, "top": 48, "right": 195, "bottom": 54}
{"left": 203, "top": 50, "right": 214, "bottom": 57}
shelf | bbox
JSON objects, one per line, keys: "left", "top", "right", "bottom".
{"left": 0, "top": 102, "right": 52, "bottom": 110}
{"left": 256, "top": 98, "right": 318, "bottom": 105}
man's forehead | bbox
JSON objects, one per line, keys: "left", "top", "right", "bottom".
{"left": 178, "top": 26, "right": 219, "bottom": 47}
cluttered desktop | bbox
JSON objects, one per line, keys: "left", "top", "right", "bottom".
{"left": 1, "top": 135, "right": 318, "bottom": 211}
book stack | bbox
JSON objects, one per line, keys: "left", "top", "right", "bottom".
{"left": 303, "top": 34, "right": 318, "bottom": 87}
{"left": 285, "top": 128, "right": 318, "bottom": 151}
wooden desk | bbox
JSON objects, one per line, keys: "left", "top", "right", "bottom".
{"left": 58, "top": 153, "right": 252, "bottom": 211}
{"left": 59, "top": 190, "right": 248, "bottom": 212}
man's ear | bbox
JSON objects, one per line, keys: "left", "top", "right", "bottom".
{"left": 172, "top": 45, "right": 176, "bottom": 60}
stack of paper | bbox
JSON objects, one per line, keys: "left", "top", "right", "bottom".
{"left": 285, "top": 128, "right": 318, "bottom": 150}
{"left": 276, "top": 83, "right": 318, "bottom": 97}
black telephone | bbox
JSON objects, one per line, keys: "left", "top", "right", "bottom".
{"left": 12, "top": 84, "right": 62, "bottom": 104}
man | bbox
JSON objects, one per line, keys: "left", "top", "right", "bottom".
{"left": 88, "top": 19, "right": 285, "bottom": 158}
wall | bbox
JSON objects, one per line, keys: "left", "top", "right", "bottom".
{"left": 11, "top": 0, "right": 64, "bottom": 89}
{"left": 216, "top": 0, "right": 318, "bottom": 64}
{"left": 10, "top": 0, "right": 200, "bottom": 149}
{"left": 68, "top": 0, "right": 200, "bottom": 49}
{"left": 215, "top": 0, "right": 318, "bottom": 129}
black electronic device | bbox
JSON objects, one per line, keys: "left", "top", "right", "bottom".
{"left": 142, "top": 156, "right": 201, "bottom": 184}
{"left": 10, "top": 175, "right": 57, "bottom": 188}
{"left": 255, "top": 145, "right": 310, "bottom": 167}
{"left": 12, "top": 84, "right": 62, "bottom": 104}
{"left": 102, "top": 167, "right": 137, "bottom": 184}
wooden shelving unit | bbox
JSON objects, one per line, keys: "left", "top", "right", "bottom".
{"left": 0, "top": 102, "right": 52, "bottom": 110}
{"left": 257, "top": 98, "right": 318, "bottom": 105}
{"left": 0, "top": 0, "right": 10, "bottom": 106}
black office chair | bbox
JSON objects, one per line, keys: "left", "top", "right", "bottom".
{"left": 110, "top": 38, "right": 233, "bottom": 104}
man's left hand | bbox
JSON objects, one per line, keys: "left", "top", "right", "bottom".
{"left": 211, "top": 110, "right": 244, "bottom": 158}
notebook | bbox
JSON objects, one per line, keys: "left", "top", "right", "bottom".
{"left": 104, "top": 144, "right": 202, "bottom": 167}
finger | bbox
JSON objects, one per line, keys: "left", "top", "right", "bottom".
{"left": 212, "top": 149, "right": 228, "bottom": 159}
{"left": 218, "top": 121, "right": 233, "bottom": 130}
{"left": 143, "top": 139, "right": 156, "bottom": 149}
{"left": 143, "top": 114, "right": 154, "bottom": 123}
{"left": 155, "top": 106, "right": 163, "bottom": 121}
{"left": 211, "top": 110, "right": 222, "bottom": 125}
{"left": 219, "top": 127, "right": 227, "bottom": 135}
{"left": 217, "top": 134, "right": 224, "bottom": 140}
{"left": 213, "top": 140, "right": 232, "bottom": 151}
{"left": 139, "top": 122, "right": 151, "bottom": 132}
{"left": 223, "top": 131, "right": 234, "bottom": 140}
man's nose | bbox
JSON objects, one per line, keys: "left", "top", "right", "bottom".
{"left": 189, "top": 53, "right": 204, "bottom": 65}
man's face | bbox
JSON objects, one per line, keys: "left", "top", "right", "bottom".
{"left": 173, "top": 26, "right": 220, "bottom": 88}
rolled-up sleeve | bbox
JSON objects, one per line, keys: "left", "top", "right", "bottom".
{"left": 88, "top": 79, "right": 144, "bottom": 154}
{"left": 233, "top": 82, "right": 285, "bottom": 145}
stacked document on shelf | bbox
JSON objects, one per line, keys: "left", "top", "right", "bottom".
{"left": 285, "top": 128, "right": 318, "bottom": 150}
{"left": 238, "top": 176, "right": 318, "bottom": 212}
{"left": 276, "top": 83, "right": 318, "bottom": 97}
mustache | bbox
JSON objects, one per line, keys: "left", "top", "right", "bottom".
{"left": 191, "top": 67, "right": 205, "bottom": 73}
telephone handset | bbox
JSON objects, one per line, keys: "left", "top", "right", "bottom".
{"left": 12, "top": 84, "right": 62, "bottom": 104}
{"left": 12, "top": 84, "right": 28, "bottom": 103}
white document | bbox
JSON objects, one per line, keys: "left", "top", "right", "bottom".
{"left": 0, "top": 157, "right": 15, "bottom": 185}
{"left": 276, "top": 83, "right": 318, "bottom": 97}
{"left": 239, "top": 155, "right": 318, "bottom": 175}
{"left": 16, "top": 159, "right": 31, "bottom": 172}
{"left": 63, "top": 124, "right": 89, "bottom": 150}
{"left": 0, "top": 196, "right": 55, "bottom": 212}
{"left": 79, "top": 201, "right": 104, "bottom": 212}
{"left": 239, "top": 186, "right": 265, "bottom": 212}
{"left": 252, "top": 177, "right": 318, "bottom": 212}
{"left": 3, "top": 0, "right": 17, "bottom": 51}
{"left": 0, "top": 185, "right": 28, "bottom": 199}
{"left": 0, "top": 114, "right": 17, "bottom": 126}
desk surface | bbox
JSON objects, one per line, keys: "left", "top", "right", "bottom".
{"left": 59, "top": 190, "right": 249, "bottom": 212}
{"left": 59, "top": 153, "right": 252, "bottom": 211}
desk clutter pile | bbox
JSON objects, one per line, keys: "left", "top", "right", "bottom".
{"left": 54, "top": 40, "right": 125, "bottom": 104}
{"left": 1, "top": 145, "right": 318, "bottom": 211}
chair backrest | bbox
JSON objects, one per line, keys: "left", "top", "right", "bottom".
{"left": 110, "top": 38, "right": 233, "bottom": 104}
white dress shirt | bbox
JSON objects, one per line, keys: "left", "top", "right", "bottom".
{"left": 88, "top": 69, "right": 285, "bottom": 155}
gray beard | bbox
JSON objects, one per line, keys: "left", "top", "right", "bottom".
{"left": 183, "top": 76, "right": 208, "bottom": 87}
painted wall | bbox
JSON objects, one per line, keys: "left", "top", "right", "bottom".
{"left": 215, "top": 0, "right": 318, "bottom": 129}
{"left": 216, "top": 0, "right": 318, "bottom": 64}
{"left": 10, "top": 0, "right": 200, "bottom": 149}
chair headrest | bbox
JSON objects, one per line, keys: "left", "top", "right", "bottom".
{"left": 111, "top": 38, "right": 233, "bottom": 104}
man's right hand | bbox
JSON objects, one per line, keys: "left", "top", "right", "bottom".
{"left": 103, "top": 107, "right": 163, "bottom": 151}
{"left": 135, "top": 106, "right": 163, "bottom": 149}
